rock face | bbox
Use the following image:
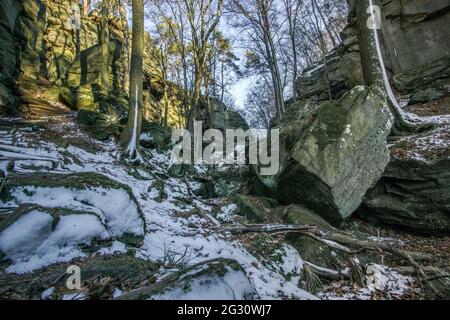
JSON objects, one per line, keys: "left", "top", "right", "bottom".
{"left": 296, "top": 0, "right": 450, "bottom": 104}
{"left": 277, "top": 86, "right": 392, "bottom": 225}
{"left": 361, "top": 159, "right": 450, "bottom": 235}
{"left": 360, "top": 123, "right": 450, "bottom": 235}
{"left": 394, "top": 54, "right": 450, "bottom": 105}
{"left": 202, "top": 98, "right": 249, "bottom": 132}
{"left": 295, "top": 50, "right": 364, "bottom": 102}
{"left": 0, "top": 0, "right": 129, "bottom": 116}
{"left": 0, "top": 0, "right": 185, "bottom": 127}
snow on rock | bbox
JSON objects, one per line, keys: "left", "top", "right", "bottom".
{"left": 217, "top": 204, "right": 238, "bottom": 223}
{"left": 152, "top": 264, "right": 255, "bottom": 300}
{"left": 97, "top": 241, "right": 127, "bottom": 255}
{"left": 62, "top": 292, "right": 86, "bottom": 300}
{"left": 0, "top": 210, "right": 54, "bottom": 257}
{"left": 41, "top": 287, "right": 55, "bottom": 300}
{"left": 2, "top": 186, "right": 144, "bottom": 237}
{"left": 365, "top": 264, "right": 413, "bottom": 295}
{"left": 0, "top": 211, "right": 109, "bottom": 274}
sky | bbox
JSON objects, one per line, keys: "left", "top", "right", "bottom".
{"left": 230, "top": 78, "right": 253, "bottom": 111}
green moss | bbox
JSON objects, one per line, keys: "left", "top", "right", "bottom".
{"left": 149, "top": 179, "right": 167, "bottom": 202}
{"left": 311, "top": 101, "right": 347, "bottom": 151}
{"left": 232, "top": 194, "right": 279, "bottom": 223}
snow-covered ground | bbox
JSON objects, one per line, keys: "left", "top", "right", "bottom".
{"left": 0, "top": 121, "right": 316, "bottom": 299}
{"left": 0, "top": 119, "right": 418, "bottom": 300}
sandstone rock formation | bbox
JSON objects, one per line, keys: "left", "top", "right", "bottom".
{"left": 276, "top": 86, "right": 392, "bottom": 225}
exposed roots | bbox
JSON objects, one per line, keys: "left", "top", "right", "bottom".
{"left": 122, "top": 147, "right": 145, "bottom": 165}
{"left": 218, "top": 222, "right": 445, "bottom": 297}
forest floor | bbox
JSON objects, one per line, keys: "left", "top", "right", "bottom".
{"left": 0, "top": 108, "right": 449, "bottom": 300}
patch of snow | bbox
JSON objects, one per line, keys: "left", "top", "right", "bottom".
{"left": 0, "top": 160, "right": 10, "bottom": 176}
{"left": 41, "top": 287, "right": 55, "bottom": 300}
{"left": 320, "top": 264, "right": 415, "bottom": 300}
{"left": 274, "top": 244, "right": 304, "bottom": 283}
{"left": 112, "top": 288, "right": 123, "bottom": 298}
{"left": 0, "top": 212, "right": 109, "bottom": 274}
{"left": 62, "top": 292, "right": 86, "bottom": 300}
{"left": 0, "top": 210, "right": 54, "bottom": 257}
{"left": 151, "top": 265, "right": 255, "bottom": 300}
{"left": 217, "top": 204, "right": 238, "bottom": 223}
{"left": 1, "top": 122, "right": 319, "bottom": 299}
{"left": 97, "top": 241, "right": 127, "bottom": 255}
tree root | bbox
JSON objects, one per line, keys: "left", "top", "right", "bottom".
{"left": 303, "top": 261, "right": 344, "bottom": 281}
{"left": 217, "top": 222, "right": 443, "bottom": 297}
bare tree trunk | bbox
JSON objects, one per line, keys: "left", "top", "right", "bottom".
{"left": 119, "top": 0, "right": 130, "bottom": 92}
{"left": 259, "top": 0, "right": 285, "bottom": 120}
{"left": 220, "top": 60, "right": 225, "bottom": 102}
{"left": 122, "top": 0, "right": 144, "bottom": 162}
{"left": 82, "top": 0, "right": 90, "bottom": 17}
{"left": 101, "top": 0, "right": 110, "bottom": 91}
{"left": 311, "top": 2, "right": 332, "bottom": 100}
{"left": 356, "top": 0, "right": 431, "bottom": 133}
{"left": 282, "top": 0, "right": 300, "bottom": 101}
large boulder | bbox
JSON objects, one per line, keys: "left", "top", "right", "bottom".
{"left": 360, "top": 124, "right": 450, "bottom": 235}
{"left": 277, "top": 86, "right": 392, "bottom": 225}
{"left": 284, "top": 205, "right": 343, "bottom": 269}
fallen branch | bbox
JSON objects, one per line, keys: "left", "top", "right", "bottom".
{"left": 215, "top": 223, "right": 317, "bottom": 235}
{"left": 303, "top": 261, "right": 345, "bottom": 280}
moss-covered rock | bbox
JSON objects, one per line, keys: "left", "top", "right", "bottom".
{"left": 408, "top": 87, "right": 448, "bottom": 105}
{"left": 284, "top": 206, "right": 349, "bottom": 271}
{"left": 284, "top": 205, "right": 335, "bottom": 231}
{"left": 0, "top": 254, "right": 159, "bottom": 299}
{"left": 276, "top": 86, "right": 392, "bottom": 226}
{"left": 149, "top": 179, "right": 167, "bottom": 202}
{"left": 77, "top": 108, "right": 123, "bottom": 141}
{"left": 192, "top": 180, "right": 216, "bottom": 199}
{"left": 140, "top": 121, "right": 171, "bottom": 150}
{"left": 233, "top": 194, "right": 279, "bottom": 223}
